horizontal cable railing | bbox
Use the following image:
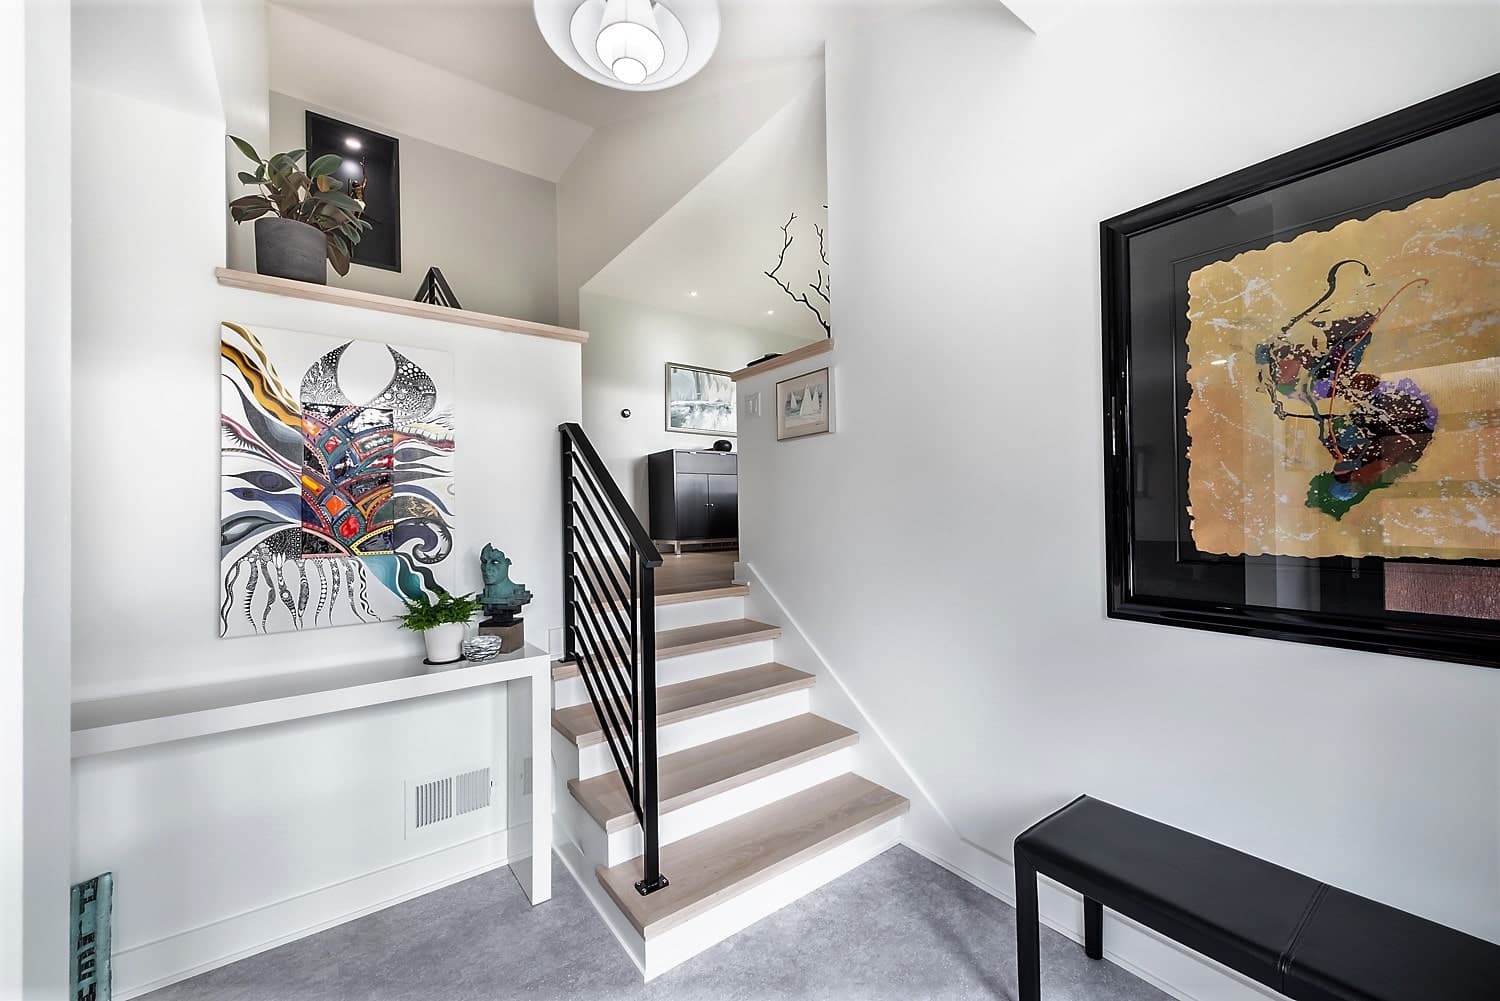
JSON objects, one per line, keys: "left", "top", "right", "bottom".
{"left": 559, "top": 422, "right": 668, "bottom": 895}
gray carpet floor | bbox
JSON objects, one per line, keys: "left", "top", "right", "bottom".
{"left": 143, "top": 846, "right": 1170, "bottom": 1000}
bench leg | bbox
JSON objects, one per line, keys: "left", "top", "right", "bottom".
{"left": 1016, "top": 855, "right": 1041, "bottom": 1001}
{"left": 1084, "top": 897, "right": 1103, "bottom": 961}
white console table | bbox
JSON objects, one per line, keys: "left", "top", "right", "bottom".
{"left": 71, "top": 644, "right": 554, "bottom": 905}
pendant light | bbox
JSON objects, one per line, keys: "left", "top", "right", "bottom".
{"left": 534, "top": 0, "right": 720, "bottom": 92}
{"left": 595, "top": 0, "right": 665, "bottom": 85}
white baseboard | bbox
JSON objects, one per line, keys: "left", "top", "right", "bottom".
{"left": 894, "top": 840, "right": 1284, "bottom": 1001}
{"left": 114, "top": 826, "right": 521, "bottom": 1000}
{"left": 903, "top": 835, "right": 1282, "bottom": 1001}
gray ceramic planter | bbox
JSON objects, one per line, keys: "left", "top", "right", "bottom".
{"left": 254, "top": 216, "right": 327, "bottom": 285}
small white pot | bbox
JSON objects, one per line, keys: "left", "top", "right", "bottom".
{"left": 423, "top": 622, "right": 466, "bottom": 665}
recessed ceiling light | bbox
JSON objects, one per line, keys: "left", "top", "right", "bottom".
{"left": 766, "top": 310, "right": 775, "bottom": 315}
{"left": 688, "top": 291, "right": 698, "bottom": 297}
{"left": 344, "top": 136, "right": 362, "bottom": 151}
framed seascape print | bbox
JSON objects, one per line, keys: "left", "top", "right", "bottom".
{"left": 777, "top": 367, "right": 832, "bottom": 441}
{"left": 1102, "top": 73, "right": 1500, "bottom": 668}
{"left": 666, "top": 362, "right": 736, "bottom": 436}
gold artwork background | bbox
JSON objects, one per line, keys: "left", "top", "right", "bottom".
{"left": 1184, "top": 177, "right": 1500, "bottom": 560}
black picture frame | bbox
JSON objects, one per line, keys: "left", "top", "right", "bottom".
{"left": 305, "top": 111, "right": 401, "bottom": 273}
{"left": 1101, "top": 73, "right": 1500, "bottom": 669}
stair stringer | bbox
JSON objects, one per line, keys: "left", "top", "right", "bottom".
{"left": 735, "top": 561, "right": 969, "bottom": 859}
{"left": 734, "top": 562, "right": 1271, "bottom": 1001}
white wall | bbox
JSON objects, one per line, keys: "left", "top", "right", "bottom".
{"left": 203, "top": 0, "right": 271, "bottom": 274}
{"left": 267, "top": 4, "right": 591, "bottom": 184}
{"left": 581, "top": 292, "right": 807, "bottom": 518}
{"left": 1, "top": 6, "right": 23, "bottom": 987}
{"left": 7, "top": 1, "right": 73, "bottom": 997}
{"left": 74, "top": 80, "right": 577, "bottom": 699}
{"left": 268, "top": 90, "right": 562, "bottom": 324}
{"left": 69, "top": 10, "right": 579, "bottom": 994}
{"left": 556, "top": 61, "right": 821, "bottom": 327}
{"left": 740, "top": 2, "right": 1500, "bottom": 997}
{"left": 585, "top": 77, "right": 831, "bottom": 343}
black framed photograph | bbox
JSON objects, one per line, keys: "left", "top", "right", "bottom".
{"left": 665, "top": 362, "right": 736, "bottom": 436}
{"left": 1102, "top": 73, "right": 1500, "bottom": 668}
{"left": 305, "top": 111, "right": 401, "bottom": 272}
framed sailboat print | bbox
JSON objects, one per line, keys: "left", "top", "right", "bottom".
{"left": 777, "top": 367, "right": 832, "bottom": 441}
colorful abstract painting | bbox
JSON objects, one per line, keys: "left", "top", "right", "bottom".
{"left": 219, "top": 322, "right": 456, "bottom": 637}
{"left": 1185, "top": 177, "right": 1500, "bottom": 560}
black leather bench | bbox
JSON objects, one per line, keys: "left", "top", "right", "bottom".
{"left": 1014, "top": 796, "right": 1500, "bottom": 1001}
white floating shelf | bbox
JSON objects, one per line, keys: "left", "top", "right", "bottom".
{"left": 71, "top": 644, "right": 552, "bottom": 758}
{"left": 215, "top": 268, "right": 590, "bottom": 343}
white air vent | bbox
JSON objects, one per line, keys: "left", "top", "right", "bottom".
{"left": 413, "top": 776, "right": 453, "bottom": 830}
{"left": 407, "top": 766, "right": 492, "bottom": 837}
{"left": 454, "top": 767, "right": 492, "bottom": 816}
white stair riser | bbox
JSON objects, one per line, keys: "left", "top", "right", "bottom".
{"left": 591, "top": 748, "right": 858, "bottom": 868}
{"left": 654, "top": 596, "right": 747, "bottom": 631}
{"left": 553, "top": 728, "right": 581, "bottom": 787}
{"left": 641, "top": 816, "right": 905, "bottom": 980}
{"left": 557, "top": 779, "right": 612, "bottom": 873}
{"left": 574, "top": 689, "right": 811, "bottom": 780}
{"left": 553, "top": 640, "right": 777, "bottom": 709}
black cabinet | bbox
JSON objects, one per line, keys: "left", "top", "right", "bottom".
{"left": 648, "top": 450, "right": 738, "bottom": 551}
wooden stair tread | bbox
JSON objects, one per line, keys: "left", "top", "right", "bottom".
{"left": 593, "top": 583, "right": 751, "bottom": 609}
{"left": 597, "top": 774, "right": 909, "bottom": 939}
{"left": 657, "top": 583, "right": 751, "bottom": 605}
{"left": 552, "top": 619, "right": 781, "bottom": 681}
{"left": 569, "top": 714, "right": 858, "bottom": 832}
{"left": 552, "top": 663, "right": 813, "bottom": 747}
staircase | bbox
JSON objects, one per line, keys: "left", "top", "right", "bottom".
{"left": 555, "top": 425, "right": 909, "bottom": 978}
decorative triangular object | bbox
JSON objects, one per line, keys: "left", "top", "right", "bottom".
{"left": 413, "top": 267, "right": 462, "bottom": 310}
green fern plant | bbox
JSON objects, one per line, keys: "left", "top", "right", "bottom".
{"left": 396, "top": 589, "right": 482, "bottom": 632}
{"left": 227, "top": 136, "right": 372, "bottom": 276}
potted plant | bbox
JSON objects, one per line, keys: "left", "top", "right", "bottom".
{"left": 397, "top": 589, "right": 483, "bottom": 665}
{"left": 227, "top": 136, "right": 371, "bottom": 284}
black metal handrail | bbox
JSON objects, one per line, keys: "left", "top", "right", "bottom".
{"left": 559, "top": 422, "right": 668, "bottom": 896}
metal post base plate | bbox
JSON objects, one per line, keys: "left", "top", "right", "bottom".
{"left": 635, "top": 875, "right": 670, "bottom": 896}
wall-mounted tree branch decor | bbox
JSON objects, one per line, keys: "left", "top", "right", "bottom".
{"left": 765, "top": 209, "right": 831, "bottom": 336}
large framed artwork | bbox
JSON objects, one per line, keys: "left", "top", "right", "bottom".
{"left": 665, "top": 362, "right": 736, "bottom": 436}
{"left": 220, "top": 322, "right": 456, "bottom": 637}
{"left": 1102, "top": 73, "right": 1500, "bottom": 667}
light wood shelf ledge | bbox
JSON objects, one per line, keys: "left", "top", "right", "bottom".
{"left": 216, "top": 268, "right": 589, "bottom": 343}
{"left": 731, "top": 337, "right": 833, "bottom": 381}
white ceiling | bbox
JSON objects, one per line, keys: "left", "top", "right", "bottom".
{"left": 276, "top": 0, "right": 937, "bottom": 127}
{"left": 269, "top": 4, "right": 594, "bottom": 181}
{"left": 267, "top": 0, "right": 1000, "bottom": 334}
